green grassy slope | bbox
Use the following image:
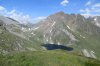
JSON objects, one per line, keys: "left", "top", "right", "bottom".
{"left": 0, "top": 30, "right": 42, "bottom": 53}
{"left": 70, "top": 29, "right": 100, "bottom": 59}
{"left": 0, "top": 50, "right": 100, "bottom": 66}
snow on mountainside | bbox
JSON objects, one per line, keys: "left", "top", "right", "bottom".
{"left": 92, "top": 16, "right": 100, "bottom": 27}
{"left": 29, "top": 12, "right": 100, "bottom": 59}
{"left": 0, "top": 12, "right": 100, "bottom": 59}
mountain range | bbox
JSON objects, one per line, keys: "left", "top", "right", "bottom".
{"left": 0, "top": 11, "right": 100, "bottom": 66}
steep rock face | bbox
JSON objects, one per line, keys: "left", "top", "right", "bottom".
{"left": 0, "top": 12, "right": 100, "bottom": 59}
{"left": 0, "top": 16, "right": 34, "bottom": 39}
{"left": 0, "top": 16, "right": 42, "bottom": 53}
{"left": 31, "top": 12, "right": 100, "bottom": 45}
{"left": 28, "top": 12, "right": 100, "bottom": 59}
{"left": 31, "top": 12, "right": 78, "bottom": 45}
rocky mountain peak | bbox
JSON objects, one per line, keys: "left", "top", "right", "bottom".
{"left": 55, "top": 11, "right": 65, "bottom": 15}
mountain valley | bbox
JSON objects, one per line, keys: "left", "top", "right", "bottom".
{"left": 0, "top": 12, "right": 100, "bottom": 66}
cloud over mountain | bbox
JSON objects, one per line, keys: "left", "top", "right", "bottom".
{"left": 0, "top": 6, "right": 32, "bottom": 24}
{"left": 60, "top": 0, "right": 69, "bottom": 6}
{"left": 80, "top": 1, "right": 100, "bottom": 17}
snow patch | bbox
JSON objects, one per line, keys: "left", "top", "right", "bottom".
{"left": 90, "top": 51, "right": 96, "bottom": 59}
{"left": 57, "top": 42, "right": 61, "bottom": 45}
{"left": 62, "top": 29, "right": 77, "bottom": 41}
{"left": 46, "top": 39, "right": 48, "bottom": 42}
{"left": 31, "top": 32, "right": 36, "bottom": 36}
{"left": 17, "top": 43, "right": 22, "bottom": 48}
{"left": 21, "top": 27, "right": 28, "bottom": 32}
{"left": 82, "top": 49, "right": 96, "bottom": 59}
{"left": 50, "top": 41, "right": 54, "bottom": 44}
{"left": 51, "top": 21, "right": 56, "bottom": 27}
{"left": 21, "top": 27, "right": 25, "bottom": 30}
{"left": 94, "top": 18, "right": 97, "bottom": 21}
{"left": 28, "top": 28, "right": 31, "bottom": 30}
{"left": 67, "top": 25, "right": 71, "bottom": 29}
{"left": 93, "top": 17, "right": 100, "bottom": 27}
{"left": 50, "top": 29, "right": 52, "bottom": 33}
{"left": 50, "top": 36, "right": 52, "bottom": 40}
{"left": 42, "top": 47, "right": 47, "bottom": 50}
{"left": 33, "top": 27, "right": 39, "bottom": 30}
{"left": 82, "top": 49, "right": 91, "bottom": 57}
{"left": 80, "top": 35, "right": 86, "bottom": 38}
{"left": 43, "top": 34, "right": 48, "bottom": 43}
{"left": 95, "top": 22, "right": 100, "bottom": 27}
{"left": 44, "top": 34, "right": 45, "bottom": 38}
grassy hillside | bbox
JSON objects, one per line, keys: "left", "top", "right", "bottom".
{"left": 0, "top": 29, "right": 42, "bottom": 53}
{"left": 0, "top": 50, "right": 100, "bottom": 66}
{"left": 71, "top": 28, "right": 100, "bottom": 59}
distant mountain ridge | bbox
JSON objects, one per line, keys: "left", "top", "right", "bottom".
{"left": 30, "top": 11, "right": 100, "bottom": 59}
{"left": 0, "top": 12, "right": 100, "bottom": 59}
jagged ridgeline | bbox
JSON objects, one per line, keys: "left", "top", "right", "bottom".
{"left": 0, "top": 12, "right": 100, "bottom": 66}
{"left": 29, "top": 12, "right": 100, "bottom": 59}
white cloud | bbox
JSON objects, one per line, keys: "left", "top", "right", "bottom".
{"left": 80, "top": 2, "right": 100, "bottom": 17}
{"left": 0, "top": 6, "right": 47, "bottom": 24}
{"left": 7, "top": 9, "right": 16, "bottom": 15}
{"left": 0, "top": 5, "right": 32, "bottom": 24}
{"left": 0, "top": 6, "right": 7, "bottom": 15}
{"left": 34, "top": 16, "right": 46, "bottom": 20}
{"left": 31, "top": 16, "right": 46, "bottom": 23}
{"left": 8, "top": 9, "right": 31, "bottom": 24}
{"left": 92, "top": 3, "right": 100, "bottom": 8}
{"left": 60, "top": 0, "right": 69, "bottom": 6}
{"left": 85, "top": 1, "right": 92, "bottom": 6}
{"left": 80, "top": 8, "right": 91, "bottom": 13}
{"left": 0, "top": 6, "right": 5, "bottom": 11}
